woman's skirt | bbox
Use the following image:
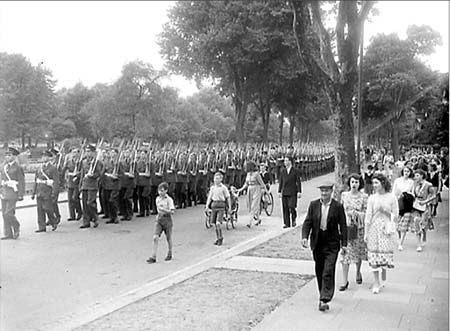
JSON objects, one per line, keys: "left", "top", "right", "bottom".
{"left": 397, "top": 212, "right": 414, "bottom": 233}
{"left": 366, "top": 217, "right": 395, "bottom": 269}
{"left": 247, "top": 185, "right": 262, "bottom": 220}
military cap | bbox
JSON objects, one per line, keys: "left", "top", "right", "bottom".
{"left": 51, "top": 148, "right": 60, "bottom": 156}
{"left": 317, "top": 181, "right": 334, "bottom": 189}
{"left": 85, "top": 144, "right": 96, "bottom": 152}
{"left": 6, "top": 147, "right": 20, "bottom": 156}
{"left": 42, "top": 149, "right": 54, "bottom": 157}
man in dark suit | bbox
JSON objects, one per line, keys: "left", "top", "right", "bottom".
{"left": 278, "top": 156, "right": 302, "bottom": 228}
{"left": 1, "top": 147, "right": 25, "bottom": 239}
{"left": 301, "top": 181, "right": 347, "bottom": 311}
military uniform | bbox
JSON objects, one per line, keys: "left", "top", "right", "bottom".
{"left": 34, "top": 150, "right": 60, "bottom": 232}
{"left": 102, "top": 150, "right": 121, "bottom": 224}
{"left": 118, "top": 152, "right": 136, "bottom": 221}
{"left": 136, "top": 153, "right": 151, "bottom": 217}
{"left": 1, "top": 147, "right": 25, "bottom": 239}
{"left": 63, "top": 150, "right": 83, "bottom": 221}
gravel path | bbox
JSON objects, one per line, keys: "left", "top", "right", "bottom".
{"left": 76, "top": 268, "right": 313, "bottom": 331}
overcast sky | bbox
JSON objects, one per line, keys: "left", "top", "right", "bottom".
{"left": 0, "top": 1, "right": 448, "bottom": 97}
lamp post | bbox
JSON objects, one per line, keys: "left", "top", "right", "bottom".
{"left": 356, "top": 20, "right": 364, "bottom": 174}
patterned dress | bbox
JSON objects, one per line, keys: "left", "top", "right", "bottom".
{"left": 340, "top": 191, "right": 368, "bottom": 264}
{"left": 411, "top": 181, "right": 434, "bottom": 233}
{"left": 365, "top": 192, "right": 399, "bottom": 269}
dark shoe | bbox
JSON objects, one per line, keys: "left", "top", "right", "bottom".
{"left": 214, "top": 239, "right": 219, "bottom": 245}
{"left": 1, "top": 236, "right": 13, "bottom": 240}
{"left": 93, "top": 221, "right": 99, "bottom": 228}
{"left": 101, "top": 215, "right": 109, "bottom": 219}
{"left": 339, "top": 281, "right": 349, "bottom": 291}
{"left": 146, "top": 257, "right": 156, "bottom": 264}
{"left": 35, "top": 229, "right": 46, "bottom": 233}
{"left": 292, "top": 222, "right": 297, "bottom": 227}
{"left": 283, "top": 224, "right": 290, "bottom": 229}
{"left": 46, "top": 222, "right": 51, "bottom": 226}
{"left": 356, "top": 273, "right": 363, "bottom": 285}
{"left": 136, "top": 214, "right": 145, "bottom": 218}
{"left": 151, "top": 211, "right": 158, "bottom": 215}
{"left": 76, "top": 214, "right": 82, "bottom": 221}
{"left": 67, "top": 218, "right": 75, "bottom": 221}
{"left": 79, "top": 224, "right": 90, "bottom": 229}
{"left": 217, "top": 238, "right": 223, "bottom": 246}
{"left": 165, "top": 254, "right": 172, "bottom": 261}
{"left": 52, "top": 224, "right": 58, "bottom": 231}
{"left": 319, "top": 301, "right": 329, "bottom": 311}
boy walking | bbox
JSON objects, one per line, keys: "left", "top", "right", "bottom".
{"left": 147, "top": 182, "right": 175, "bottom": 263}
{"left": 206, "top": 171, "right": 231, "bottom": 246}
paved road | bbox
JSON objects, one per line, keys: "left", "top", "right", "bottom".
{"left": 1, "top": 173, "right": 333, "bottom": 331}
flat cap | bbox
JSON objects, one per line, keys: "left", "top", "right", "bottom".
{"left": 318, "top": 181, "right": 334, "bottom": 189}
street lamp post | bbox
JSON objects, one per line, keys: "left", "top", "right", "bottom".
{"left": 356, "top": 20, "right": 364, "bottom": 174}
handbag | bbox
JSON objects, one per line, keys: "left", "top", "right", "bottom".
{"left": 347, "top": 223, "right": 358, "bottom": 240}
{"left": 413, "top": 199, "right": 427, "bottom": 212}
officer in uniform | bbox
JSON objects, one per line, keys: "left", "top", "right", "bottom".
{"left": 149, "top": 150, "right": 163, "bottom": 214}
{"left": 186, "top": 152, "right": 198, "bottom": 207}
{"left": 63, "top": 147, "right": 83, "bottom": 221}
{"left": 33, "top": 149, "right": 60, "bottom": 232}
{"left": 1, "top": 147, "right": 25, "bottom": 239}
{"left": 79, "top": 144, "right": 102, "bottom": 228}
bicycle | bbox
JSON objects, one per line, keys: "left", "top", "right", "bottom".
{"left": 260, "top": 190, "right": 274, "bottom": 216}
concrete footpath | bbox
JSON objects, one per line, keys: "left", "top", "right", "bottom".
{"left": 251, "top": 190, "right": 449, "bottom": 331}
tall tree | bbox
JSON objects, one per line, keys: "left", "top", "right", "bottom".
{"left": 0, "top": 53, "right": 56, "bottom": 149}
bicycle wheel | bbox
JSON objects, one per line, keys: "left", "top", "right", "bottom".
{"left": 226, "top": 215, "right": 232, "bottom": 230}
{"left": 264, "top": 192, "right": 274, "bottom": 216}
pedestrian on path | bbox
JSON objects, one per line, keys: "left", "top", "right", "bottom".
{"left": 364, "top": 173, "right": 398, "bottom": 294}
{"left": 278, "top": 156, "right": 302, "bottom": 228}
{"left": 206, "top": 171, "right": 231, "bottom": 246}
{"left": 147, "top": 182, "right": 175, "bottom": 263}
{"left": 238, "top": 161, "right": 268, "bottom": 228}
{"left": 339, "top": 173, "right": 368, "bottom": 291}
{"left": 301, "top": 181, "right": 347, "bottom": 311}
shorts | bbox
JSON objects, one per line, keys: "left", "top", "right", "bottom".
{"left": 154, "top": 215, "right": 173, "bottom": 238}
{"left": 211, "top": 201, "right": 226, "bottom": 224}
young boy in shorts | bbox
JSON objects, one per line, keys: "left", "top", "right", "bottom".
{"left": 205, "top": 171, "right": 231, "bottom": 246}
{"left": 147, "top": 182, "right": 175, "bottom": 263}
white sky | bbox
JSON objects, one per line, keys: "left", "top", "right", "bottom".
{"left": 0, "top": 1, "right": 448, "bottom": 97}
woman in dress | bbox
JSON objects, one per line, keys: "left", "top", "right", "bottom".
{"left": 238, "top": 160, "right": 268, "bottom": 228}
{"left": 411, "top": 169, "right": 435, "bottom": 252}
{"left": 392, "top": 166, "right": 415, "bottom": 251}
{"left": 364, "top": 173, "right": 398, "bottom": 294}
{"left": 428, "top": 163, "right": 442, "bottom": 218}
{"left": 339, "top": 174, "right": 368, "bottom": 291}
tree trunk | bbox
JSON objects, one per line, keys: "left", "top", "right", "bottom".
{"left": 21, "top": 129, "right": 25, "bottom": 150}
{"left": 235, "top": 101, "right": 247, "bottom": 143}
{"left": 28, "top": 136, "right": 32, "bottom": 148}
{"left": 391, "top": 118, "right": 400, "bottom": 161}
{"left": 279, "top": 109, "right": 284, "bottom": 146}
{"left": 289, "top": 114, "right": 295, "bottom": 146}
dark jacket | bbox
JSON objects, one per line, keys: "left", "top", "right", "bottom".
{"left": 34, "top": 163, "right": 60, "bottom": 199}
{"left": 0, "top": 161, "right": 25, "bottom": 200}
{"left": 278, "top": 167, "right": 302, "bottom": 196}
{"left": 301, "top": 198, "right": 347, "bottom": 251}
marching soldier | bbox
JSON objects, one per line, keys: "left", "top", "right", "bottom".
{"left": 136, "top": 150, "right": 151, "bottom": 217}
{"left": 33, "top": 149, "right": 60, "bottom": 232}
{"left": 165, "top": 150, "right": 178, "bottom": 207}
{"left": 196, "top": 149, "right": 208, "bottom": 204}
{"left": 149, "top": 150, "right": 164, "bottom": 214}
{"left": 79, "top": 144, "right": 103, "bottom": 228}
{"left": 103, "top": 148, "right": 121, "bottom": 224}
{"left": 63, "top": 147, "right": 83, "bottom": 221}
{"left": 118, "top": 148, "right": 136, "bottom": 221}
{"left": 176, "top": 151, "right": 189, "bottom": 208}
{"left": 186, "top": 152, "right": 198, "bottom": 207}
{"left": 1, "top": 147, "right": 25, "bottom": 239}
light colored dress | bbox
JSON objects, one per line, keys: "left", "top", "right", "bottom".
{"left": 340, "top": 191, "right": 368, "bottom": 264}
{"left": 365, "top": 192, "right": 399, "bottom": 269}
{"left": 245, "top": 171, "right": 264, "bottom": 221}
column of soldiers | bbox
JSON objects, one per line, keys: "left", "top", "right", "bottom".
{"left": 4, "top": 140, "right": 334, "bottom": 234}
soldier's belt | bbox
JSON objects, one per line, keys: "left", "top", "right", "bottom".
{"left": 36, "top": 179, "right": 54, "bottom": 186}
{"left": 1, "top": 180, "right": 19, "bottom": 191}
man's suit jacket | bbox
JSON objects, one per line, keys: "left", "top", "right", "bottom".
{"left": 301, "top": 198, "right": 347, "bottom": 251}
{"left": 278, "top": 167, "right": 302, "bottom": 196}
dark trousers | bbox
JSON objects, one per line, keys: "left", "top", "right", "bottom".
{"left": 119, "top": 187, "right": 134, "bottom": 219}
{"left": 282, "top": 195, "right": 297, "bottom": 226}
{"left": 81, "top": 189, "right": 98, "bottom": 225}
{"left": 132, "top": 187, "right": 139, "bottom": 212}
{"left": 104, "top": 189, "right": 119, "bottom": 221}
{"left": 136, "top": 185, "right": 150, "bottom": 215}
{"left": 37, "top": 197, "right": 57, "bottom": 230}
{"left": 99, "top": 186, "right": 108, "bottom": 216}
{"left": 2, "top": 199, "right": 20, "bottom": 237}
{"left": 312, "top": 230, "right": 339, "bottom": 303}
{"left": 68, "top": 186, "right": 82, "bottom": 219}
{"left": 149, "top": 185, "right": 158, "bottom": 213}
